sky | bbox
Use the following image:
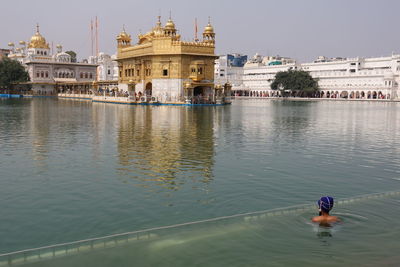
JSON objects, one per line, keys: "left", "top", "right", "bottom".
{"left": 1, "top": 0, "right": 399, "bottom": 62}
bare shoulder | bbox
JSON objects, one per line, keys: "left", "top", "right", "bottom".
{"left": 311, "top": 216, "right": 340, "bottom": 223}
{"left": 311, "top": 216, "right": 323, "bottom": 222}
{"left": 327, "top": 216, "right": 340, "bottom": 222}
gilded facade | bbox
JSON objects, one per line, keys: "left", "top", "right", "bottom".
{"left": 116, "top": 17, "right": 231, "bottom": 104}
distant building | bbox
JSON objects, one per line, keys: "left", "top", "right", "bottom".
{"left": 89, "top": 52, "right": 119, "bottom": 81}
{"left": 214, "top": 54, "right": 247, "bottom": 88}
{"left": 239, "top": 53, "right": 399, "bottom": 99}
{"left": 302, "top": 55, "right": 399, "bottom": 99}
{"left": 7, "top": 24, "right": 97, "bottom": 94}
{"left": 0, "top": 48, "right": 10, "bottom": 59}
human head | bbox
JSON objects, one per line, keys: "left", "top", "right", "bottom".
{"left": 317, "top": 196, "right": 334, "bottom": 214}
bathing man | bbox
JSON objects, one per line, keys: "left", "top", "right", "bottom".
{"left": 312, "top": 196, "right": 340, "bottom": 223}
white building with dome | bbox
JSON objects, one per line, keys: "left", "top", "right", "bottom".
{"left": 8, "top": 24, "right": 97, "bottom": 94}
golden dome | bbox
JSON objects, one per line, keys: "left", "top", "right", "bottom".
{"left": 165, "top": 19, "right": 176, "bottom": 30}
{"left": 28, "top": 24, "right": 49, "bottom": 49}
{"left": 8, "top": 42, "right": 15, "bottom": 47}
{"left": 204, "top": 23, "right": 214, "bottom": 34}
{"left": 117, "top": 26, "right": 131, "bottom": 41}
{"left": 19, "top": 41, "right": 26, "bottom": 45}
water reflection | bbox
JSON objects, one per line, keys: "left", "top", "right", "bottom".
{"left": 271, "top": 100, "right": 313, "bottom": 141}
{"left": 28, "top": 99, "right": 94, "bottom": 169}
{"left": 30, "top": 99, "right": 51, "bottom": 168}
{"left": 114, "top": 105, "right": 215, "bottom": 192}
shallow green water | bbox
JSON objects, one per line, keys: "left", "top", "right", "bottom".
{"left": 1, "top": 98, "right": 400, "bottom": 266}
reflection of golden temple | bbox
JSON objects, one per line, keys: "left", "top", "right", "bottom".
{"left": 116, "top": 16, "right": 231, "bottom": 105}
{"left": 115, "top": 105, "right": 215, "bottom": 192}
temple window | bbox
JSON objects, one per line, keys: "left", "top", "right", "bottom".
{"left": 36, "top": 72, "right": 40, "bottom": 77}
{"left": 163, "top": 69, "right": 168, "bottom": 76}
{"left": 89, "top": 73, "right": 93, "bottom": 79}
{"left": 45, "top": 72, "right": 48, "bottom": 78}
{"left": 137, "top": 69, "right": 140, "bottom": 76}
{"left": 41, "top": 72, "right": 44, "bottom": 78}
{"left": 125, "top": 69, "right": 128, "bottom": 77}
{"left": 80, "top": 73, "right": 83, "bottom": 79}
{"left": 85, "top": 73, "right": 88, "bottom": 79}
{"left": 198, "top": 67, "right": 203, "bottom": 75}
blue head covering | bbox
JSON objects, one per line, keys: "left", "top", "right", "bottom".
{"left": 317, "top": 196, "right": 334, "bottom": 213}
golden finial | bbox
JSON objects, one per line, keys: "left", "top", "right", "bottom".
{"left": 36, "top": 23, "right": 40, "bottom": 33}
{"left": 156, "top": 15, "right": 162, "bottom": 28}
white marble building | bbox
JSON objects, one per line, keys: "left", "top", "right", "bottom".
{"left": 239, "top": 53, "right": 400, "bottom": 99}
{"left": 89, "top": 52, "right": 119, "bottom": 81}
{"left": 214, "top": 54, "right": 247, "bottom": 88}
{"left": 8, "top": 25, "right": 97, "bottom": 94}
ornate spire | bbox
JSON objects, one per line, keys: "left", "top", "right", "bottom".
{"left": 203, "top": 17, "right": 215, "bottom": 43}
{"left": 156, "top": 15, "right": 162, "bottom": 28}
{"left": 117, "top": 25, "right": 131, "bottom": 48}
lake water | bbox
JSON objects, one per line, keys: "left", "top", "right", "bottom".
{"left": 0, "top": 98, "right": 400, "bottom": 266}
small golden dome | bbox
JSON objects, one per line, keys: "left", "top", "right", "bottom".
{"left": 204, "top": 23, "right": 214, "bottom": 34}
{"left": 8, "top": 42, "right": 15, "bottom": 47}
{"left": 19, "top": 41, "right": 26, "bottom": 45}
{"left": 28, "top": 24, "right": 49, "bottom": 49}
{"left": 117, "top": 27, "right": 131, "bottom": 41}
{"left": 165, "top": 19, "right": 176, "bottom": 30}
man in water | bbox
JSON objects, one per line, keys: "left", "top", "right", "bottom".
{"left": 312, "top": 196, "right": 340, "bottom": 223}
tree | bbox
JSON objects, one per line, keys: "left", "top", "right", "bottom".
{"left": 271, "top": 70, "right": 319, "bottom": 97}
{"left": 65, "top": 51, "right": 77, "bottom": 62}
{"left": 0, "top": 58, "right": 30, "bottom": 90}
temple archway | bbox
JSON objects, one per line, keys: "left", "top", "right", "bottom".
{"left": 145, "top": 82, "right": 152, "bottom": 96}
{"left": 340, "top": 91, "right": 348, "bottom": 98}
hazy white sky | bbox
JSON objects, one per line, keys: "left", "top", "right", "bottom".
{"left": 1, "top": 0, "right": 399, "bottom": 62}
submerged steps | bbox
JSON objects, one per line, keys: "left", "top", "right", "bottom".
{"left": 1, "top": 190, "right": 399, "bottom": 266}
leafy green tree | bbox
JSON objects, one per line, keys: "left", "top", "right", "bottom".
{"left": 271, "top": 70, "right": 319, "bottom": 97}
{"left": 0, "top": 58, "right": 30, "bottom": 90}
{"left": 65, "top": 51, "right": 77, "bottom": 62}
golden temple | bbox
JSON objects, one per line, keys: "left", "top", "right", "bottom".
{"left": 116, "top": 16, "right": 231, "bottom": 105}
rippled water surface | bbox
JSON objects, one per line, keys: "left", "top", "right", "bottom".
{"left": 1, "top": 98, "right": 400, "bottom": 266}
